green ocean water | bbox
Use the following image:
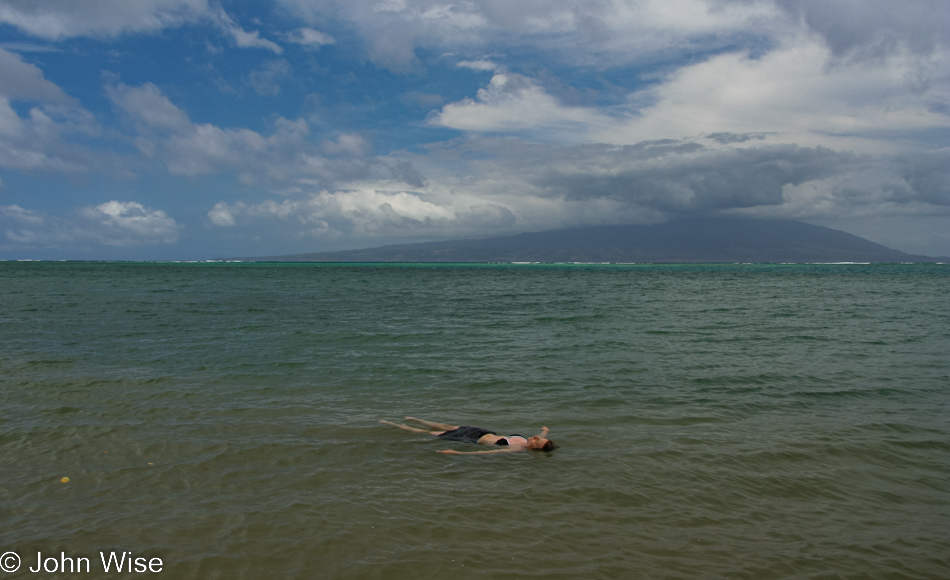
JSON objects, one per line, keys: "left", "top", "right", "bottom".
{"left": 1, "top": 261, "right": 948, "bottom": 579}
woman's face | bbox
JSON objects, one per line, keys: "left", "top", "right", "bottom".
{"left": 527, "top": 435, "right": 550, "bottom": 450}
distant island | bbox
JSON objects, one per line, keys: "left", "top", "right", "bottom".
{"left": 232, "top": 218, "right": 944, "bottom": 263}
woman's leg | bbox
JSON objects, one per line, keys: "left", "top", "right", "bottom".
{"left": 405, "top": 417, "right": 458, "bottom": 431}
{"left": 379, "top": 420, "right": 442, "bottom": 435}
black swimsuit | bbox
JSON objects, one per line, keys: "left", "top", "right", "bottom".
{"left": 437, "top": 426, "right": 524, "bottom": 446}
{"left": 437, "top": 426, "right": 495, "bottom": 444}
{"left": 494, "top": 434, "right": 524, "bottom": 446}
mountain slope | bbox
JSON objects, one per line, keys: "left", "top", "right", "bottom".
{"left": 236, "top": 218, "right": 940, "bottom": 263}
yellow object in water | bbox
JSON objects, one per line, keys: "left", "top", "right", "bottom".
{"left": 60, "top": 477, "right": 70, "bottom": 483}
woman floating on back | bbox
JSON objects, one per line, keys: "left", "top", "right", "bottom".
{"left": 380, "top": 416, "right": 558, "bottom": 454}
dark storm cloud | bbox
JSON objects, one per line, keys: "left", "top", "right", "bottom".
{"left": 891, "top": 150, "right": 950, "bottom": 206}
{"left": 773, "top": 0, "right": 950, "bottom": 59}
{"left": 532, "top": 142, "right": 850, "bottom": 213}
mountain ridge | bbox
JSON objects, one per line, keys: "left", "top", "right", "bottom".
{"left": 231, "top": 218, "right": 944, "bottom": 263}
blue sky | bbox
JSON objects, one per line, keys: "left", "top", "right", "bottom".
{"left": 0, "top": 0, "right": 948, "bottom": 260}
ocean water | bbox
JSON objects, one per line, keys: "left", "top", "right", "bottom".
{"left": 1, "top": 261, "right": 948, "bottom": 579}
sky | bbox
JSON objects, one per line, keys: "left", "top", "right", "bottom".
{"left": 0, "top": 0, "right": 948, "bottom": 260}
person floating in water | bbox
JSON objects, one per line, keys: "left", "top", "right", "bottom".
{"left": 379, "top": 417, "right": 558, "bottom": 454}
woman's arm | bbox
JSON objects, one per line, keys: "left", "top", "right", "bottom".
{"left": 539, "top": 426, "right": 549, "bottom": 437}
{"left": 437, "top": 448, "right": 519, "bottom": 455}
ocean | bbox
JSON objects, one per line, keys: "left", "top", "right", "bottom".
{"left": 1, "top": 262, "right": 948, "bottom": 579}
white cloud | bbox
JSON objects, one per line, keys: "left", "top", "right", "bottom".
{"left": 286, "top": 27, "right": 335, "bottom": 47}
{"left": 277, "top": 0, "right": 489, "bottom": 72}
{"left": 207, "top": 201, "right": 237, "bottom": 227}
{"left": 0, "top": 97, "right": 105, "bottom": 175}
{"left": 590, "top": 39, "right": 950, "bottom": 151}
{"left": 430, "top": 72, "right": 612, "bottom": 141}
{"left": 78, "top": 201, "right": 183, "bottom": 246}
{"left": 0, "top": 47, "right": 73, "bottom": 103}
{"left": 110, "top": 82, "right": 281, "bottom": 176}
{"left": 107, "top": 82, "right": 190, "bottom": 133}
{"left": 0, "top": 204, "right": 44, "bottom": 226}
{"left": 430, "top": 33, "right": 950, "bottom": 154}
{"left": 207, "top": 189, "right": 460, "bottom": 237}
{"left": 0, "top": 99, "right": 81, "bottom": 173}
{"left": 107, "top": 82, "right": 390, "bottom": 189}
{"left": 0, "top": 48, "right": 104, "bottom": 176}
{"left": 211, "top": 7, "right": 283, "bottom": 53}
{"left": 1, "top": 201, "right": 182, "bottom": 248}
{"left": 0, "top": 0, "right": 212, "bottom": 40}
{"left": 321, "top": 133, "right": 373, "bottom": 157}
{"left": 456, "top": 59, "right": 497, "bottom": 71}
{"left": 0, "top": 0, "right": 282, "bottom": 53}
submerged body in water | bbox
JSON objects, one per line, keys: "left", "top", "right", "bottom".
{"left": 380, "top": 417, "right": 558, "bottom": 453}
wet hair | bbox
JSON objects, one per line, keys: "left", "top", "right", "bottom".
{"left": 539, "top": 440, "right": 558, "bottom": 452}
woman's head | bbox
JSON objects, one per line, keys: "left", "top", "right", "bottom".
{"left": 528, "top": 435, "right": 559, "bottom": 451}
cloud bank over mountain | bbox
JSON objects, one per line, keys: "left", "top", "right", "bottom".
{"left": 0, "top": 0, "right": 947, "bottom": 259}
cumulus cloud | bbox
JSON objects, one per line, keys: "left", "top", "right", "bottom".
{"left": 0, "top": 48, "right": 105, "bottom": 176}
{"left": 106, "top": 82, "right": 396, "bottom": 189}
{"left": 1, "top": 201, "right": 181, "bottom": 248}
{"left": 77, "top": 201, "right": 183, "bottom": 246}
{"left": 430, "top": 72, "right": 612, "bottom": 141}
{"left": 105, "top": 82, "right": 428, "bottom": 191}
{"left": 208, "top": 189, "right": 459, "bottom": 237}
